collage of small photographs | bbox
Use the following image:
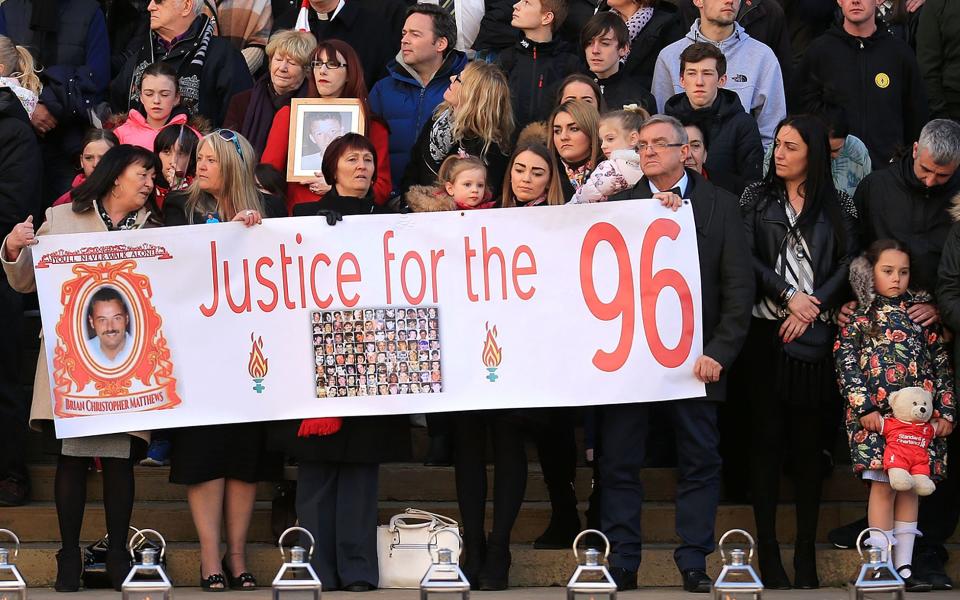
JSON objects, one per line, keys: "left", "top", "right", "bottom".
{"left": 312, "top": 307, "right": 442, "bottom": 398}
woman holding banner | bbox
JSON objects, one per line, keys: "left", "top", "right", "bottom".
{"left": 275, "top": 133, "right": 410, "bottom": 591}
{"left": 164, "top": 130, "right": 284, "bottom": 591}
{"left": 1, "top": 145, "right": 162, "bottom": 592}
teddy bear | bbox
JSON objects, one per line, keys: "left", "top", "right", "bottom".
{"left": 883, "top": 387, "right": 937, "bottom": 496}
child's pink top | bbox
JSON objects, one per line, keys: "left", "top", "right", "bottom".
{"left": 114, "top": 109, "right": 196, "bottom": 151}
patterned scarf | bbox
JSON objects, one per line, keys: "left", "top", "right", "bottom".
{"left": 564, "top": 162, "right": 593, "bottom": 191}
{"left": 96, "top": 200, "right": 139, "bottom": 231}
{"left": 616, "top": 7, "right": 655, "bottom": 61}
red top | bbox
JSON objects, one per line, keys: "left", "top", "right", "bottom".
{"left": 882, "top": 417, "right": 935, "bottom": 473}
{"left": 261, "top": 105, "right": 393, "bottom": 214}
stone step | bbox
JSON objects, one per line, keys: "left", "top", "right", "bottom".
{"left": 0, "top": 500, "right": 888, "bottom": 545}
{"left": 24, "top": 464, "right": 870, "bottom": 504}
{"left": 6, "top": 542, "right": 960, "bottom": 588}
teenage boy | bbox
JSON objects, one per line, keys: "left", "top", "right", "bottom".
{"left": 664, "top": 43, "right": 763, "bottom": 191}
{"left": 496, "top": 0, "right": 581, "bottom": 131}
{"left": 581, "top": 11, "right": 655, "bottom": 114}
{"left": 651, "top": 0, "right": 786, "bottom": 150}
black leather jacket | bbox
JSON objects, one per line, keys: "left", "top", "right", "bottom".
{"left": 740, "top": 181, "right": 860, "bottom": 311}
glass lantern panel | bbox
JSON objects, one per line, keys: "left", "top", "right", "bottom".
{"left": 716, "top": 593, "right": 761, "bottom": 600}
{"left": 0, "top": 590, "right": 25, "bottom": 600}
{"left": 571, "top": 592, "right": 616, "bottom": 600}
{"left": 275, "top": 590, "right": 320, "bottom": 600}
{"left": 121, "top": 592, "right": 171, "bottom": 600}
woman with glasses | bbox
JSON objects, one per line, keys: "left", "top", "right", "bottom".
{"left": 738, "top": 115, "right": 859, "bottom": 589}
{"left": 224, "top": 30, "right": 317, "bottom": 158}
{"left": 163, "top": 130, "right": 284, "bottom": 591}
{"left": 548, "top": 100, "right": 602, "bottom": 202}
{"left": 2, "top": 145, "right": 161, "bottom": 592}
{"left": 400, "top": 61, "right": 514, "bottom": 200}
{"left": 262, "top": 39, "right": 392, "bottom": 213}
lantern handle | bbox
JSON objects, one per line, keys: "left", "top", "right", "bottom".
{"left": 128, "top": 528, "right": 166, "bottom": 561}
{"left": 279, "top": 526, "right": 315, "bottom": 561}
{"left": 426, "top": 529, "right": 463, "bottom": 563}
{"left": 856, "top": 527, "right": 893, "bottom": 561}
{"left": 571, "top": 529, "right": 611, "bottom": 562}
{"left": 718, "top": 529, "right": 755, "bottom": 564}
{"left": 0, "top": 529, "right": 20, "bottom": 561}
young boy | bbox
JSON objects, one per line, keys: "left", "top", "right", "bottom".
{"left": 496, "top": 0, "right": 581, "bottom": 131}
{"left": 663, "top": 42, "right": 763, "bottom": 191}
{"left": 581, "top": 11, "right": 656, "bottom": 114}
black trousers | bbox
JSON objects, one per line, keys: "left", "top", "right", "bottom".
{"left": 0, "top": 276, "right": 27, "bottom": 483}
{"left": 451, "top": 411, "right": 527, "bottom": 546}
{"left": 296, "top": 461, "right": 379, "bottom": 589}
{"left": 918, "top": 428, "right": 960, "bottom": 557}
{"left": 600, "top": 400, "right": 721, "bottom": 571}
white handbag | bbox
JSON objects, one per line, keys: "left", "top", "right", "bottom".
{"left": 377, "top": 508, "right": 462, "bottom": 589}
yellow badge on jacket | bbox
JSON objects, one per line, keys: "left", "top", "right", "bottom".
{"left": 875, "top": 73, "right": 891, "bottom": 89}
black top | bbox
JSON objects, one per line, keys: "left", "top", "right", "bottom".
{"left": 162, "top": 191, "right": 286, "bottom": 226}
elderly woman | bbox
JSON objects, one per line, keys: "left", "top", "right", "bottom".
{"left": 273, "top": 133, "right": 410, "bottom": 591}
{"left": 1, "top": 145, "right": 161, "bottom": 592}
{"left": 262, "top": 39, "right": 392, "bottom": 212}
{"left": 223, "top": 30, "right": 317, "bottom": 157}
{"left": 164, "top": 130, "right": 283, "bottom": 591}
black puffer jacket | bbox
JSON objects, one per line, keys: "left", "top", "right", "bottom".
{"left": 664, "top": 88, "right": 763, "bottom": 189}
{"left": 497, "top": 36, "right": 582, "bottom": 131}
{"left": 595, "top": 69, "right": 656, "bottom": 114}
{"left": 796, "top": 24, "right": 928, "bottom": 166}
{"left": 856, "top": 153, "right": 960, "bottom": 297}
{"left": 617, "top": 1, "right": 685, "bottom": 91}
{"left": 0, "top": 88, "right": 41, "bottom": 236}
{"left": 740, "top": 181, "right": 859, "bottom": 311}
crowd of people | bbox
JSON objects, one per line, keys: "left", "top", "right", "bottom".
{"left": 1, "top": 0, "right": 960, "bottom": 594}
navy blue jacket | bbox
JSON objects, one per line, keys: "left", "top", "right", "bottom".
{"left": 368, "top": 51, "right": 468, "bottom": 195}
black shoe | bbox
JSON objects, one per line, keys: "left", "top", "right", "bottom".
{"left": 914, "top": 546, "right": 953, "bottom": 590}
{"left": 827, "top": 516, "right": 868, "bottom": 549}
{"left": 477, "top": 542, "right": 511, "bottom": 590}
{"left": 609, "top": 567, "right": 638, "bottom": 591}
{"left": 757, "top": 542, "right": 790, "bottom": 589}
{"left": 55, "top": 547, "right": 82, "bottom": 592}
{"left": 792, "top": 542, "right": 819, "bottom": 589}
{"left": 343, "top": 581, "right": 375, "bottom": 592}
{"left": 0, "top": 478, "right": 29, "bottom": 507}
{"left": 898, "top": 565, "right": 934, "bottom": 592}
{"left": 106, "top": 546, "right": 132, "bottom": 591}
{"left": 533, "top": 511, "right": 581, "bottom": 549}
{"left": 423, "top": 434, "right": 452, "bottom": 466}
{"left": 680, "top": 568, "right": 712, "bottom": 593}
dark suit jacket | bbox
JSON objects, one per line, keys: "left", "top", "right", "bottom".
{"left": 608, "top": 169, "right": 755, "bottom": 401}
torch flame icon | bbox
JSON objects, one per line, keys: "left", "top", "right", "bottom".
{"left": 482, "top": 322, "right": 502, "bottom": 382}
{"left": 248, "top": 333, "right": 268, "bottom": 393}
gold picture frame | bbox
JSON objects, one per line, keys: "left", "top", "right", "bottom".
{"left": 286, "top": 98, "right": 366, "bottom": 182}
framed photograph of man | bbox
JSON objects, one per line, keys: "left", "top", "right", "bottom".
{"left": 287, "top": 98, "right": 365, "bottom": 182}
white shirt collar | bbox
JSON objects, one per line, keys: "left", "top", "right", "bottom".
{"left": 648, "top": 171, "right": 689, "bottom": 196}
{"left": 316, "top": 0, "right": 345, "bottom": 20}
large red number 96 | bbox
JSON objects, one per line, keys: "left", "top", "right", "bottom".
{"left": 579, "top": 219, "right": 695, "bottom": 372}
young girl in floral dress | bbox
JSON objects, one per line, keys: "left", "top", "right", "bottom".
{"left": 835, "top": 239, "right": 955, "bottom": 590}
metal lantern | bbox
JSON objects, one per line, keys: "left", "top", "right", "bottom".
{"left": 121, "top": 529, "right": 172, "bottom": 600}
{"left": 420, "top": 530, "right": 469, "bottom": 600}
{"left": 712, "top": 529, "right": 763, "bottom": 600}
{"left": 0, "top": 530, "right": 26, "bottom": 600}
{"left": 849, "top": 528, "right": 904, "bottom": 600}
{"left": 566, "top": 529, "right": 617, "bottom": 600}
{"left": 272, "top": 527, "right": 322, "bottom": 600}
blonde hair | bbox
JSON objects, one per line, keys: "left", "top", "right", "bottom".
{"left": 184, "top": 131, "right": 263, "bottom": 223}
{"left": 266, "top": 30, "right": 318, "bottom": 68}
{"left": 0, "top": 36, "right": 41, "bottom": 96}
{"left": 548, "top": 100, "right": 601, "bottom": 168}
{"left": 438, "top": 155, "right": 487, "bottom": 187}
{"left": 436, "top": 62, "right": 515, "bottom": 157}
{"left": 600, "top": 107, "right": 649, "bottom": 133}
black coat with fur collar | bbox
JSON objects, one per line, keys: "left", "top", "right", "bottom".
{"left": 609, "top": 169, "right": 755, "bottom": 401}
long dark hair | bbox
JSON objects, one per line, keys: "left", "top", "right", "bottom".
{"left": 71, "top": 145, "right": 162, "bottom": 218}
{"left": 761, "top": 115, "right": 846, "bottom": 247}
{"left": 153, "top": 123, "right": 201, "bottom": 187}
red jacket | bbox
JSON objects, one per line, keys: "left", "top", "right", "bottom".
{"left": 261, "top": 105, "right": 392, "bottom": 214}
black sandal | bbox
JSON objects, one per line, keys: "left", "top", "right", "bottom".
{"left": 223, "top": 558, "right": 257, "bottom": 590}
{"left": 200, "top": 573, "right": 227, "bottom": 592}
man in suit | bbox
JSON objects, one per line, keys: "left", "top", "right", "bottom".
{"left": 602, "top": 114, "right": 755, "bottom": 593}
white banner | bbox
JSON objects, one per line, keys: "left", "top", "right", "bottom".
{"left": 32, "top": 201, "right": 705, "bottom": 438}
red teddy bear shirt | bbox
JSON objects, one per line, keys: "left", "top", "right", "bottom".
{"left": 882, "top": 417, "right": 935, "bottom": 476}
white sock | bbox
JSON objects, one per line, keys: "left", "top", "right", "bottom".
{"left": 893, "top": 521, "right": 921, "bottom": 577}
{"left": 866, "top": 530, "right": 896, "bottom": 562}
